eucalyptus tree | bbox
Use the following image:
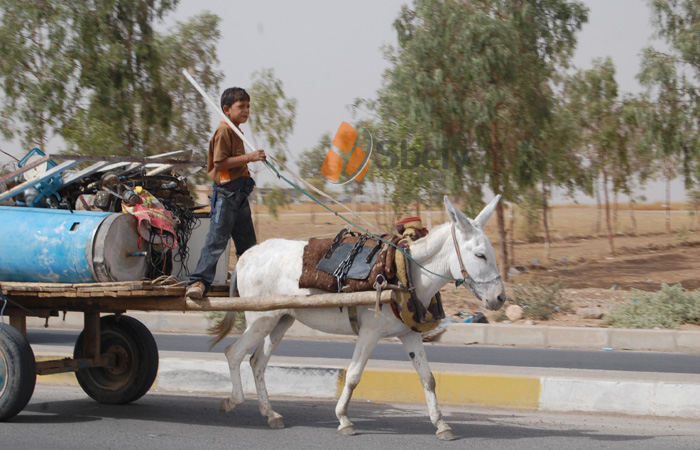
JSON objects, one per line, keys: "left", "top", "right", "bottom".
{"left": 565, "top": 58, "right": 626, "bottom": 254}
{"left": 1, "top": 0, "right": 223, "bottom": 161}
{"left": 373, "top": 0, "right": 588, "bottom": 277}
{"left": 0, "top": 1, "right": 79, "bottom": 151}
{"left": 152, "top": 13, "right": 224, "bottom": 162}
{"left": 618, "top": 94, "right": 655, "bottom": 235}
{"left": 536, "top": 93, "right": 591, "bottom": 259}
{"left": 248, "top": 68, "right": 297, "bottom": 165}
{"left": 248, "top": 68, "right": 297, "bottom": 218}
{"left": 637, "top": 0, "right": 700, "bottom": 234}
{"left": 63, "top": 0, "right": 179, "bottom": 156}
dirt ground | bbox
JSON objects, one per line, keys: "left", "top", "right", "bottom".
{"left": 248, "top": 204, "right": 700, "bottom": 330}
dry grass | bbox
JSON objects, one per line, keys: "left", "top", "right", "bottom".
{"left": 245, "top": 201, "right": 698, "bottom": 244}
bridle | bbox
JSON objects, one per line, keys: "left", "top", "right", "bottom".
{"left": 450, "top": 223, "right": 502, "bottom": 293}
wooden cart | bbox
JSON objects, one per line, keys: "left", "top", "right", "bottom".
{"left": 0, "top": 280, "right": 393, "bottom": 421}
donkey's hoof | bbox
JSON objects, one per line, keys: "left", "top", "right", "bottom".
{"left": 268, "top": 416, "right": 285, "bottom": 429}
{"left": 339, "top": 425, "right": 356, "bottom": 436}
{"left": 436, "top": 425, "right": 454, "bottom": 441}
{"left": 220, "top": 398, "right": 238, "bottom": 413}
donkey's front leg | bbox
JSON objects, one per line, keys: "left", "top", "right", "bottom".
{"left": 398, "top": 331, "right": 454, "bottom": 441}
{"left": 335, "top": 328, "right": 381, "bottom": 436}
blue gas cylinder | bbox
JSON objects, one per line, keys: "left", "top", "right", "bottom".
{"left": 0, "top": 206, "right": 146, "bottom": 283}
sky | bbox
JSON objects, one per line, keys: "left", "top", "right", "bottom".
{"left": 0, "top": 0, "right": 687, "bottom": 203}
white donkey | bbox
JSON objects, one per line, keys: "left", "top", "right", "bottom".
{"left": 210, "top": 195, "right": 506, "bottom": 440}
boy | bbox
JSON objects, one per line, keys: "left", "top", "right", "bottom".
{"left": 186, "top": 87, "right": 266, "bottom": 299}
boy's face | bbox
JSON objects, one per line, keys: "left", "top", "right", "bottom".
{"left": 224, "top": 100, "right": 250, "bottom": 125}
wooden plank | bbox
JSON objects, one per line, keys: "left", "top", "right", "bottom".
{"left": 1, "top": 282, "right": 76, "bottom": 293}
{"left": 73, "top": 281, "right": 147, "bottom": 291}
{"left": 8, "top": 290, "right": 395, "bottom": 313}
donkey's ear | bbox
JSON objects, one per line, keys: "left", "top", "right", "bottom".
{"left": 444, "top": 195, "right": 477, "bottom": 236}
{"left": 473, "top": 195, "right": 501, "bottom": 229}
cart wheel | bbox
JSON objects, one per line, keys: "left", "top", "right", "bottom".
{"left": 74, "top": 315, "right": 158, "bottom": 404}
{"left": 0, "top": 325, "right": 37, "bottom": 421}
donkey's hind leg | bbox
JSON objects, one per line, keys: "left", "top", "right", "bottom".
{"left": 249, "top": 314, "right": 295, "bottom": 429}
{"left": 221, "top": 312, "right": 282, "bottom": 414}
{"left": 398, "top": 331, "right": 454, "bottom": 440}
{"left": 335, "top": 327, "right": 381, "bottom": 436}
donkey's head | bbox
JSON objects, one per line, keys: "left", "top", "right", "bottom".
{"left": 444, "top": 195, "right": 506, "bottom": 311}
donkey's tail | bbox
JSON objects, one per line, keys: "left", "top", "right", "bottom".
{"left": 208, "top": 267, "right": 240, "bottom": 348}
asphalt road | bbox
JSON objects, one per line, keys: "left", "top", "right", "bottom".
{"left": 27, "top": 328, "right": 700, "bottom": 374}
{"left": 5, "top": 384, "right": 700, "bottom": 450}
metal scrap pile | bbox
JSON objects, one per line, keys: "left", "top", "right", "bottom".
{"left": 0, "top": 149, "right": 208, "bottom": 281}
{"left": 0, "top": 148, "right": 204, "bottom": 212}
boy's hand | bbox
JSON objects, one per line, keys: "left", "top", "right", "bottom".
{"left": 249, "top": 150, "right": 266, "bottom": 162}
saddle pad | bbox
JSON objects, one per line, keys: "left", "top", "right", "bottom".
{"left": 316, "top": 242, "right": 379, "bottom": 280}
{"left": 299, "top": 234, "right": 399, "bottom": 293}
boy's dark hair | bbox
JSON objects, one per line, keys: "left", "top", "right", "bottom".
{"left": 221, "top": 87, "right": 250, "bottom": 111}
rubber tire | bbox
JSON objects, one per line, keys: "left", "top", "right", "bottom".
{"left": 0, "top": 325, "right": 37, "bottom": 421}
{"left": 74, "top": 315, "right": 158, "bottom": 404}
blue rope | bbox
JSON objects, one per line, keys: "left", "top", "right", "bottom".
{"left": 264, "top": 160, "right": 465, "bottom": 286}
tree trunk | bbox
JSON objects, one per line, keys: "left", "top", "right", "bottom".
{"left": 496, "top": 200, "right": 509, "bottom": 280}
{"left": 488, "top": 122, "right": 508, "bottom": 279}
{"left": 542, "top": 181, "right": 551, "bottom": 261}
{"left": 603, "top": 171, "right": 615, "bottom": 255}
{"left": 629, "top": 197, "right": 637, "bottom": 235}
{"left": 508, "top": 203, "right": 515, "bottom": 267}
{"left": 613, "top": 190, "right": 618, "bottom": 235}
{"left": 595, "top": 177, "right": 602, "bottom": 235}
{"left": 665, "top": 178, "right": 671, "bottom": 234}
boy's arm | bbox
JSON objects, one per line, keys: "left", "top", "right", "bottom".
{"left": 213, "top": 150, "right": 266, "bottom": 170}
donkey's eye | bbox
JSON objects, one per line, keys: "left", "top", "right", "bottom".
{"left": 475, "top": 253, "right": 486, "bottom": 260}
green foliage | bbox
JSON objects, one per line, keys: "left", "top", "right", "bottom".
{"left": 0, "top": 0, "right": 222, "bottom": 160}
{"left": 0, "top": 0, "right": 78, "bottom": 149}
{"left": 689, "top": 189, "right": 700, "bottom": 210}
{"left": 688, "top": 188, "right": 700, "bottom": 230}
{"left": 298, "top": 132, "right": 331, "bottom": 191}
{"left": 675, "top": 226, "right": 690, "bottom": 243}
{"left": 66, "top": 0, "right": 179, "bottom": 156}
{"left": 564, "top": 58, "right": 630, "bottom": 185}
{"left": 262, "top": 185, "right": 290, "bottom": 219}
{"left": 507, "top": 281, "right": 570, "bottom": 320}
{"left": 519, "top": 188, "right": 543, "bottom": 242}
{"left": 603, "top": 284, "right": 700, "bottom": 329}
{"left": 153, "top": 13, "right": 224, "bottom": 165}
{"left": 248, "top": 68, "right": 297, "bottom": 165}
{"left": 638, "top": 0, "right": 700, "bottom": 184}
{"left": 368, "top": 0, "right": 587, "bottom": 270}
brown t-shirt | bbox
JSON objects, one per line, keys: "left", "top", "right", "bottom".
{"left": 207, "top": 121, "right": 250, "bottom": 185}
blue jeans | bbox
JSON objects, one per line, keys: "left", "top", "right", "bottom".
{"left": 188, "top": 188, "right": 256, "bottom": 293}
